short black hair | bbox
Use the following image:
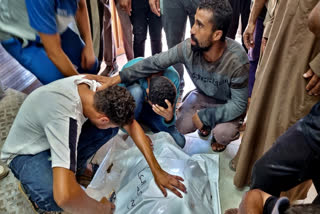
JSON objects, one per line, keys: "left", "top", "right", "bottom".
{"left": 94, "top": 85, "right": 135, "bottom": 126}
{"left": 284, "top": 204, "right": 320, "bottom": 214}
{"left": 149, "top": 76, "right": 177, "bottom": 109}
{"left": 198, "top": 0, "right": 233, "bottom": 41}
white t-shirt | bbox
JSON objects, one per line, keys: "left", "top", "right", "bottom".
{"left": 1, "top": 75, "right": 100, "bottom": 172}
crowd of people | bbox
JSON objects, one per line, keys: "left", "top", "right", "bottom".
{"left": 0, "top": 0, "right": 320, "bottom": 213}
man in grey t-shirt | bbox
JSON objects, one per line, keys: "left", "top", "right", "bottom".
{"left": 86, "top": 0, "right": 249, "bottom": 152}
{"left": 1, "top": 76, "right": 186, "bottom": 213}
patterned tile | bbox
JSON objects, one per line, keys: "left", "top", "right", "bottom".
{"left": 0, "top": 89, "right": 36, "bottom": 214}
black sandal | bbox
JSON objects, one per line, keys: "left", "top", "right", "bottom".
{"left": 197, "top": 125, "right": 211, "bottom": 137}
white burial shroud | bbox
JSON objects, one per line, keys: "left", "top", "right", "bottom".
{"left": 86, "top": 132, "right": 221, "bottom": 214}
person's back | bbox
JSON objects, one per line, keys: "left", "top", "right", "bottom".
{"left": 1, "top": 76, "right": 87, "bottom": 164}
{"left": 1, "top": 75, "right": 136, "bottom": 213}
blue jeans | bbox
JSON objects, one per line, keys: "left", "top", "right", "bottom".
{"left": 9, "top": 121, "right": 118, "bottom": 212}
{"left": 1, "top": 28, "right": 99, "bottom": 85}
{"left": 127, "top": 83, "right": 185, "bottom": 148}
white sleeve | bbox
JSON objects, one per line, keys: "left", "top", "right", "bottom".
{"left": 44, "top": 117, "right": 80, "bottom": 172}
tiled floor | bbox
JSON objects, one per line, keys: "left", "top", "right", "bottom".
{"left": 183, "top": 132, "right": 249, "bottom": 212}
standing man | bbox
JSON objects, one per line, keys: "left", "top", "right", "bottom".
{"left": 233, "top": 0, "right": 320, "bottom": 201}
{"left": 227, "top": 0, "right": 251, "bottom": 51}
{"left": 0, "top": 0, "right": 98, "bottom": 84}
{"left": 87, "top": 0, "right": 249, "bottom": 152}
{"left": 100, "top": 0, "right": 134, "bottom": 76}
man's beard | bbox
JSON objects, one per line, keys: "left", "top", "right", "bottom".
{"left": 191, "top": 34, "right": 213, "bottom": 52}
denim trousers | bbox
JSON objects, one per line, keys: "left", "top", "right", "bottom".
{"left": 1, "top": 28, "right": 99, "bottom": 85}
{"left": 127, "top": 83, "right": 186, "bottom": 148}
{"left": 9, "top": 121, "right": 119, "bottom": 212}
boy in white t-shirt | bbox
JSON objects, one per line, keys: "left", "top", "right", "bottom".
{"left": 1, "top": 76, "right": 186, "bottom": 213}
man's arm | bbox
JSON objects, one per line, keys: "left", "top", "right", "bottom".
{"left": 123, "top": 120, "right": 186, "bottom": 198}
{"left": 309, "top": 1, "right": 320, "bottom": 37}
{"left": 76, "top": 0, "right": 96, "bottom": 70}
{"left": 39, "top": 33, "right": 79, "bottom": 77}
{"left": 119, "top": 0, "right": 132, "bottom": 16}
{"left": 196, "top": 64, "right": 249, "bottom": 129}
{"left": 243, "top": 0, "right": 268, "bottom": 49}
{"left": 53, "top": 167, "right": 114, "bottom": 214}
{"left": 24, "top": 0, "right": 79, "bottom": 77}
{"left": 46, "top": 118, "right": 114, "bottom": 213}
{"left": 85, "top": 41, "right": 187, "bottom": 90}
{"left": 119, "top": 41, "right": 187, "bottom": 84}
{"left": 302, "top": 1, "right": 320, "bottom": 96}
{"left": 149, "top": 0, "right": 160, "bottom": 17}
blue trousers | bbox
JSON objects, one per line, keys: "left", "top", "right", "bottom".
{"left": 9, "top": 122, "right": 119, "bottom": 212}
{"left": 1, "top": 28, "right": 99, "bottom": 85}
{"left": 127, "top": 83, "right": 185, "bottom": 148}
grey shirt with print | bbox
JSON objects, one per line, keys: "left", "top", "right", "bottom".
{"left": 119, "top": 38, "right": 249, "bottom": 128}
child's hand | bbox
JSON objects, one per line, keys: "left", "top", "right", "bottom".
{"left": 152, "top": 99, "right": 174, "bottom": 122}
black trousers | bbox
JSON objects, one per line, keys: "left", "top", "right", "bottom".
{"left": 250, "top": 122, "right": 320, "bottom": 200}
{"left": 130, "top": 0, "right": 162, "bottom": 57}
{"left": 227, "top": 0, "right": 251, "bottom": 51}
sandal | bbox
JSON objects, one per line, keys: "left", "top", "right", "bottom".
{"left": 198, "top": 125, "right": 211, "bottom": 137}
{"left": 211, "top": 141, "right": 227, "bottom": 152}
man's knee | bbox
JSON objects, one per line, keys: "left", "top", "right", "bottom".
{"left": 10, "top": 152, "right": 61, "bottom": 211}
{"left": 212, "top": 123, "right": 239, "bottom": 146}
{"left": 250, "top": 158, "right": 266, "bottom": 190}
{"left": 176, "top": 114, "right": 195, "bottom": 134}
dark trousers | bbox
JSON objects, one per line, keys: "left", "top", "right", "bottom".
{"left": 248, "top": 17, "right": 264, "bottom": 97}
{"left": 227, "top": 0, "right": 251, "bottom": 51}
{"left": 250, "top": 122, "right": 320, "bottom": 199}
{"left": 161, "top": 0, "right": 198, "bottom": 95}
{"left": 130, "top": 0, "right": 162, "bottom": 57}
